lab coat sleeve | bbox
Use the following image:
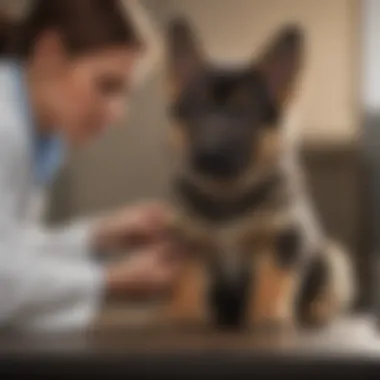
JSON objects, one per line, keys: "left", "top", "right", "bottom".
{"left": 0, "top": 241, "right": 104, "bottom": 333}
{"left": 0, "top": 139, "right": 105, "bottom": 333}
{"left": 20, "top": 218, "right": 100, "bottom": 259}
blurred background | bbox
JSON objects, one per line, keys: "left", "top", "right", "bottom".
{"left": 1, "top": 0, "right": 374, "bottom": 325}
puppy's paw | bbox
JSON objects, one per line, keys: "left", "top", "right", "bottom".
{"left": 158, "top": 258, "right": 208, "bottom": 328}
{"left": 247, "top": 302, "right": 296, "bottom": 334}
{"left": 249, "top": 315, "right": 295, "bottom": 334}
{"left": 163, "top": 303, "right": 207, "bottom": 327}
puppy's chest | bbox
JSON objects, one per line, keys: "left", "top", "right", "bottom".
{"left": 171, "top": 173, "right": 295, "bottom": 273}
{"left": 182, "top": 216, "right": 265, "bottom": 276}
{"left": 211, "top": 223, "right": 249, "bottom": 278}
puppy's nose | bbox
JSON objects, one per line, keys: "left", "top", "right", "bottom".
{"left": 193, "top": 149, "right": 234, "bottom": 178}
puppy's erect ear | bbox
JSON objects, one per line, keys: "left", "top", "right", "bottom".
{"left": 166, "top": 17, "right": 205, "bottom": 96}
{"left": 256, "top": 25, "right": 304, "bottom": 107}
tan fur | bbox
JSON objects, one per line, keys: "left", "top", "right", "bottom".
{"left": 173, "top": 205, "right": 292, "bottom": 253}
{"left": 257, "top": 128, "right": 282, "bottom": 168}
{"left": 164, "top": 259, "right": 207, "bottom": 325}
{"left": 248, "top": 252, "right": 297, "bottom": 327}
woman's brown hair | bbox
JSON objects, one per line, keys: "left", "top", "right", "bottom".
{"left": 0, "top": 0, "right": 142, "bottom": 58}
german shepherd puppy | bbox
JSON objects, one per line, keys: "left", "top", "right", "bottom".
{"left": 163, "top": 18, "right": 356, "bottom": 330}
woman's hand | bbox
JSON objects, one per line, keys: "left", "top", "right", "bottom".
{"left": 93, "top": 202, "right": 176, "bottom": 252}
{"left": 94, "top": 201, "right": 189, "bottom": 299}
{"left": 105, "top": 241, "right": 184, "bottom": 299}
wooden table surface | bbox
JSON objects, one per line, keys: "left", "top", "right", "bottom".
{"left": 1, "top": 315, "right": 380, "bottom": 378}
{"left": 1, "top": 314, "right": 380, "bottom": 355}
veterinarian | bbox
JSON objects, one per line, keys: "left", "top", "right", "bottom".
{"left": 0, "top": 0, "right": 183, "bottom": 333}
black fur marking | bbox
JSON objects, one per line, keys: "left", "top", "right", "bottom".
{"left": 175, "top": 173, "right": 282, "bottom": 223}
{"left": 275, "top": 228, "right": 302, "bottom": 268}
{"left": 171, "top": 69, "right": 279, "bottom": 125}
{"left": 296, "top": 253, "right": 329, "bottom": 327}
{"left": 208, "top": 258, "right": 251, "bottom": 329}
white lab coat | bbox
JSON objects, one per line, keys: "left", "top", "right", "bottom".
{"left": 0, "top": 60, "right": 105, "bottom": 334}
{"left": 0, "top": 0, "right": 169, "bottom": 334}
{"left": 0, "top": 1, "right": 163, "bottom": 334}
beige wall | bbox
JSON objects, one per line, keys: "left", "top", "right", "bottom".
{"left": 49, "top": 0, "right": 360, "bottom": 220}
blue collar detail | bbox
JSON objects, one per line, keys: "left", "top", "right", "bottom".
{"left": 10, "top": 60, "right": 66, "bottom": 187}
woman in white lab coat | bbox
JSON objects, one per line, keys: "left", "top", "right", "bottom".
{"left": 0, "top": 0, "right": 182, "bottom": 333}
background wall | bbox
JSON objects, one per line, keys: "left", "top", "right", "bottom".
{"left": 48, "top": 0, "right": 360, "bottom": 221}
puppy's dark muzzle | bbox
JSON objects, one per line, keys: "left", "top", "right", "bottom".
{"left": 193, "top": 150, "right": 241, "bottom": 180}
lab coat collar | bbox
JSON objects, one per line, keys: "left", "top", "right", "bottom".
{"left": 10, "top": 59, "right": 66, "bottom": 187}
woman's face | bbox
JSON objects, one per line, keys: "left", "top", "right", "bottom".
{"left": 49, "top": 46, "right": 139, "bottom": 145}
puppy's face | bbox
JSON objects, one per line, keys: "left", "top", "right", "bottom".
{"left": 166, "top": 19, "right": 304, "bottom": 188}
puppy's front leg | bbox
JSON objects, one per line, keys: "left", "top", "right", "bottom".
{"left": 161, "top": 215, "right": 213, "bottom": 326}
{"left": 163, "top": 258, "right": 208, "bottom": 326}
{"left": 247, "top": 228, "right": 301, "bottom": 330}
